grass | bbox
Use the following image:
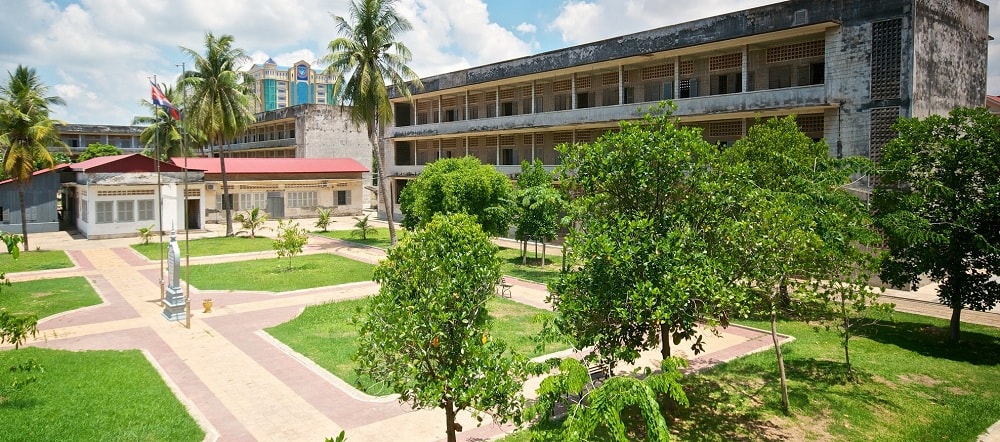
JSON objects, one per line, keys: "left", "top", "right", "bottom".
{"left": 130, "top": 236, "right": 274, "bottom": 260}
{"left": 0, "top": 348, "right": 204, "bottom": 441}
{"left": 188, "top": 253, "right": 374, "bottom": 292}
{"left": 504, "top": 312, "right": 1000, "bottom": 441}
{"left": 0, "top": 277, "right": 101, "bottom": 319}
{"left": 313, "top": 227, "right": 393, "bottom": 250}
{"left": 0, "top": 250, "right": 73, "bottom": 273}
{"left": 498, "top": 246, "right": 565, "bottom": 286}
{"left": 266, "top": 296, "right": 570, "bottom": 396}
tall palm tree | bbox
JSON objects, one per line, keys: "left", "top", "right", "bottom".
{"left": 133, "top": 83, "right": 191, "bottom": 160}
{"left": 0, "top": 65, "right": 66, "bottom": 251}
{"left": 179, "top": 32, "right": 257, "bottom": 236}
{"left": 322, "top": 0, "right": 422, "bottom": 246}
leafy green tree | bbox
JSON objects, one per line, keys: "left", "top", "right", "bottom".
{"left": 322, "top": 0, "right": 422, "bottom": 246}
{"left": 513, "top": 160, "right": 563, "bottom": 266}
{"left": 76, "top": 143, "right": 123, "bottom": 162}
{"left": 234, "top": 207, "right": 269, "bottom": 238}
{"left": 719, "top": 115, "right": 883, "bottom": 408}
{"left": 351, "top": 214, "right": 377, "bottom": 240}
{"left": 355, "top": 213, "right": 526, "bottom": 442}
{"left": 315, "top": 207, "right": 333, "bottom": 232}
{"left": 552, "top": 104, "right": 734, "bottom": 367}
{"left": 872, "top": 107, "right": 1000, "bottom": 342}
{"left": 180, "top": 32, "right": 257, "bottom": 237}
{"left": 0, "top": 234, "right": 41, "bottom": 397}
{"left": 272, "top": 220, "right": 308, "bottom": 270}
{"left": 0, "top": 65, "right": 67, "bottom": 251}
{"left": 399, "top": 156, "right": 513, "bottom": 236}
{"left": 133, "top": 83, "right": 192, "bottom": 160}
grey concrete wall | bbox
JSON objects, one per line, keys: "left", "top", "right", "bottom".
{"left": 910, "top": 0, "right": 990, "bottom": 117}
{"left": 295, "top": 106, "right": 374, "bottom": 207}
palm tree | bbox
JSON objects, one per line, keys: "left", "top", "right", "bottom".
{"left": 321, "top": 0, "right": 422, "bottom": 246}
{"left": 133, "top": 83, "right": 191, "bottom": 160}
{"left": 179, "top": 32, "right": 257, "bottom": 237}
{"left": 0, "top": 65, "right": 66, "bottom": 251}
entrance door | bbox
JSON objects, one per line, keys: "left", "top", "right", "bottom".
{"left": 266, "top": 192, "right": 284, "bottom": 218}
{"left": 186, "top": 199, "right": 200, "bottom": 230}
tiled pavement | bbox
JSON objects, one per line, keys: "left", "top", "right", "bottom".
{"left": 3, "top": 221, "right": 998, "bottom": 441}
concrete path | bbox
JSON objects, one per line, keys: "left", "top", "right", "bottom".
{"left": 3, "top": 217, "right": 998, "bottom": 441}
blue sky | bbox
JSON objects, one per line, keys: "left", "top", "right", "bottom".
{"left": 1, "top": 0, "right": 998, "bottom": 125}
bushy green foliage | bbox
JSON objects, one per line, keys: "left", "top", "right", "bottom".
{"left": 872, "top": 106, "right": 1000, "bottom": 342}
{"left": 356, "top": 213, "right": 526, "bottom": 442}
{"left": 136, "top": 225, "right": 155, "bottom": 245}
{"left": 272, "top": 220, "right": 308, "bottom": 270}
{"left": 513, "top": 160, "right": 563, "bottom": 266}
{"left": 234, "top": 207, "right": 268, "bottom": 238}
{"left": 350, "top": 214, "right": 378, "bottom": 240}
{"left": 314, "top": 207, "right": 332, "bottom": 232}
{"left": 76, "top": 143, "right": 122, "bottom": 161}
{"left": 399, "top": 156, "right": 514, "bottom": 236}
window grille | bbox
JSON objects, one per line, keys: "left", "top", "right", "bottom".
{"left": 553, "top": 79, "right": 572, "bottom": 92}
{"left": 679, "top": 60, "right": 695, "bottom": 77}
{"left": 766, "top": 40, "right": 825, "bottom": 64}
{"left": 709, "top": 52, "right": 742, "bottom": 71}
{"left": 641, "top": 64, "right": 673, "bottom": 80}
{"left": 871, "top": 19, "right": 902, "bottom": 100}
{"left": 575, "top": 75, "right": 592, "bottom": 89}
{"left": 869, "top": 107, "right": 899, "bottom": 164}
{"left": 797, "top": 114, "right": 825, "bottom": 134}
{"left": 499, "top": 89, "right": 516, "bottom": 100}
{"left": 602, "top": 72, "right": 619, "bottom": 86}
{"left": 485, "top": 136, "right": 498, "bottom": 148}
{"left": 553, "top": 131, "right": 573, "bottom": 144}
{"left": 441, "top": 97, "right": 456, "bottom": 107}
{"left": 707, "top": 120, "right": 743, "bottom": 138}
{"left": 500, "top": 135, "right": 516, "bottom": 146}
{"left": 523, "top": 134, "right": 534, "bottom": 145}
{"left": 442, "top": 139, "right": 457, "bottom": 149}
{"left": 97, "top": 189, "right": 155, "bottom": 196}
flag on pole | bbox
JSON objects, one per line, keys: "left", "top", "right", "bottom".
{"left": 150, "top": 80, "right": 181, "bottom": 121}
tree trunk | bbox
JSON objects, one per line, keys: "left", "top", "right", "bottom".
{"left": 219, "top": 136, "right": 233, "bottom": 237}
{"left": 522, "top": 240, "right": 527, "bottom": 265}
{"left": 659, "top": 321, "right": 671, "bottom": 360}
{"left": 17, "top": 184, "right": 28, "bottom": 251}
{"left": 371, "top": 132, "right": 397, "bottom": 246}
{"left": 771, "top": 311, "right": 790, "bottom": 414}
{"left": 949, "top": 305, "right": 962, "bottom": 342}
{"left": 541, "top": 241, "right": 546, "bottom": 267}
{"left": 444, "top": 397, "right": 458, "bottom": 442}
{"left": 843, "top": 309, "right": 852, "bottom": 379}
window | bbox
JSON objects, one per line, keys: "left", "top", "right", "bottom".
{"left": 502, "top": 148, "right": 516, "bottom": 165}
{"left": 117, "top": 200, "right": 134, "bottom": 222}
{"left": 444, "top": 109, "right": 457, "bottom": 122}
{"left": 96, "top": 201, "right": 113, "bottom": 224}
{"left": 287, "top": 191, "right": 317, "bottom": 208}
{"left": 138, "top": 200, "right": 154, "bottom": 221}
{"left": 337, "top": 190, "right": 352, "bottom": 206}
{"left": 216, "top": 194, "right": 235, "bottom": 211}
{"left": 554, "top": 94, "right": 570, "bottom": 111}
{"left": 711, "top": 73, "right": 742, "bottom": 95}
{"left": 239, "top": 192, "right": 267, "bottom": 211}
{"left": 81, "top": 199, "right": 88, "bottom": 222}
{"left": 501, "top": 102, "right": 515, "bottom": 116}
{"left": 576, "top": 92, "right": 592, "bottom": 109}
{"left": 679, "top": 79, "right": 698, "bottom": 98}
{"left": 602, "top": 88, "right": 619, "bottom": 106}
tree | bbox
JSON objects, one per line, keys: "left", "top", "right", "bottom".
{"left": 551, "top": 104, "right": 734, "bottom": 368}
{"left": 399, "top": 156, "right": 513, "bottom": 236}
{"left": 719, "top": 115, "right": 883, "bottom": 409}
{"left": 272, "top": 220, "right": 308, "bottom": 270}
{"left": 234, "top": 207, "right": 269, "bottom": 238}
{"left": 872, "top": 107, "right": 1000, "bottom": 342}
{"left": 321, "top": 0, "right": 422, "bottom": 246}
{"left": 350, "top": 214, "right": 378, "bottom": 240}
{"left": 0, "top": 65, "right": 66, "bottom": 251}
{"left": 181, "top": 32, "right": 257, "bottom": 237}
{"left": 133, "top": 83, "right": 191, "bottom": 160}
{"left": 315, "top": 207, "right": 333, "bottom": 232}
{"left": 137, "top": 225, "right": 155, "bottom": 245}
{"left": 75, "top": 143, "right": 123, "bottom": 162}
{"left": 355, "top": 213, "right": 526, "bottom": 442}
{"left": 0, "top": 231, "right": 35, "bottom": 349}
{"left": 513, "top": 160, "right": 563, "bottom": 266}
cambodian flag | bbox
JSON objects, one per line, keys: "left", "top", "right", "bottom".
{"left": 150, "top": 80, "right": 181, "bottom": 121}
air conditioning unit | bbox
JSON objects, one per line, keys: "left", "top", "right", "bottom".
{"left": 206, "top": 184, "right": 216, "bottom": 191}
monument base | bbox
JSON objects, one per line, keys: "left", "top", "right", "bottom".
{"left": 161, "top": 286, "right": 187, "bottom": 321}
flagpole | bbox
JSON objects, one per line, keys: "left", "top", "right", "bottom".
{"left": 149, "top": 74, "right": 165, "bottom": 307}
{"left": 178, "top": 62, "right": 192, "bottom": 329}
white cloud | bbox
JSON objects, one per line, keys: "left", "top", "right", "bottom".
{"left": 516, "top": 22, "right": 537, "bottom": 34}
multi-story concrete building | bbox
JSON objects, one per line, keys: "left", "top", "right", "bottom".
{"left": 384, "top": 0, "right": 989, "bottom": 217}
{"left": 248, "top": 58, "right": 338, "bottom": 113}
{"left": 57, "top": 124, "right": 144, "bottom": 157}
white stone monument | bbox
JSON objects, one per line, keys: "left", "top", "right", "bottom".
{"left": 161, "top": 228, "right": 187, "bottom": 321}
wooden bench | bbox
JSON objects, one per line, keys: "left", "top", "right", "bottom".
{"left": 497, "top": 277, "right": 512, "bottom": 298}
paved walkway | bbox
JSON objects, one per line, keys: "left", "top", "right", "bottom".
{"left": 2, "top": 217, "right": 998, "bottom": 441}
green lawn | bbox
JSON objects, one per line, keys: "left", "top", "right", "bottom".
{"left": 131, "top": 236, "right": 274, "bottom": 260}
{"left": 313, "top": 228, "right": 393, "bottom": 250}
{"left": 505, "top": 312, "right": 1000, "bottom": 441}
{"left": 498, "top": 246, "right": 564, "bottom": 286}
{"left": 0, "top": 277, "right": 101, "bottom": 319}
{"left": 266, "top": 296, "right": 569, "bottom": 396}
{"left": 188, "top": 253, "right": 374, "bottom": 292}
{"left": 0, "top": 250, "right": 73, "bottom": 273}
{"left": 0, "top": 348, "right": 204, "bottom": 441}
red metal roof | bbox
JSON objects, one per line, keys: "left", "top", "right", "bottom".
{"left": 72, "top": 154, "right": 190, "bottom": 173}
{"left": 171, "top": 157, "right": 369, "bottom": 174}
{"left": 0, "top": 164, "right": 69, "bottom": 186}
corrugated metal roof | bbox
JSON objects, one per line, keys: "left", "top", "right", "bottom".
{"left": 172, "top": 157, "right": 369, "bottom": 174}
{"left": 72, "top": 154, "right": 190, "bottom": 173}
{"left": 0, "top": 164, "right": 70, "bottom": 186}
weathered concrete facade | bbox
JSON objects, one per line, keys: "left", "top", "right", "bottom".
{"left": 383, "top": 0, "right": 989, "bottom": 218}
{"left": 223, "top": 104, "right": 374, "bottom": 208}
{"left": 55, "top": 124, "right": 144, "bottom": 156}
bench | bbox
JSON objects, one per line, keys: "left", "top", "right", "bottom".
{"left": 497, "top": 277, "right": 512, "bottom": 298}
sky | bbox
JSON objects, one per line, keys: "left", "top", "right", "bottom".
{"left": 1, "top": 0, "right": 998, "bottom": 126}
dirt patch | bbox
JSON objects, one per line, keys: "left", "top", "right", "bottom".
{"left": 918, "top": 325, "right": 948, "bottom": 339}
{"left": 31, "top": 292, "right": 53, "bottom": 298}
{"left": 898, "top": 373, "right": 941, "bottom": 387}
{"left": 767, "top": 413, "right": 835, "bottom": 442}
{"left": 944, "top": 386, "right": 970, "bottom": 396}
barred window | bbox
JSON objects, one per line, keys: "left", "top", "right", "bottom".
{"left": 287, "top": 191, "right": 317, "bottom": 208}
{"left": 709, "top": 52, "right": 742, "bottom": 71}
{"left": 766, "top": 40, "right": 825, "bottom": 64}
{"left": 138, "top": 199, "right": 155, "bottom": 221}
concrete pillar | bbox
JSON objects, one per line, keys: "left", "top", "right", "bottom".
{"left": 742, "top": 44, "right": 749, "bottom": 93}
{"left": 531, "top": 81, "right": 536, "bottom": 114}
{"left": 465, "top": 91, "right": 469, "bottom": 120}
{"left": 619, "top": 64, "right": 625, "bottom": 105}
{"left": 674, "top": 58, "right": 681, "bottom": 98}
{"left": 571, "top": 75, "right": 577, "bottom": 109}
{"left": 495, "top": 86, "right": 500, "bottom": 118}
{"left": 437, "top": 97, "right": 442, "bottom": 123}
